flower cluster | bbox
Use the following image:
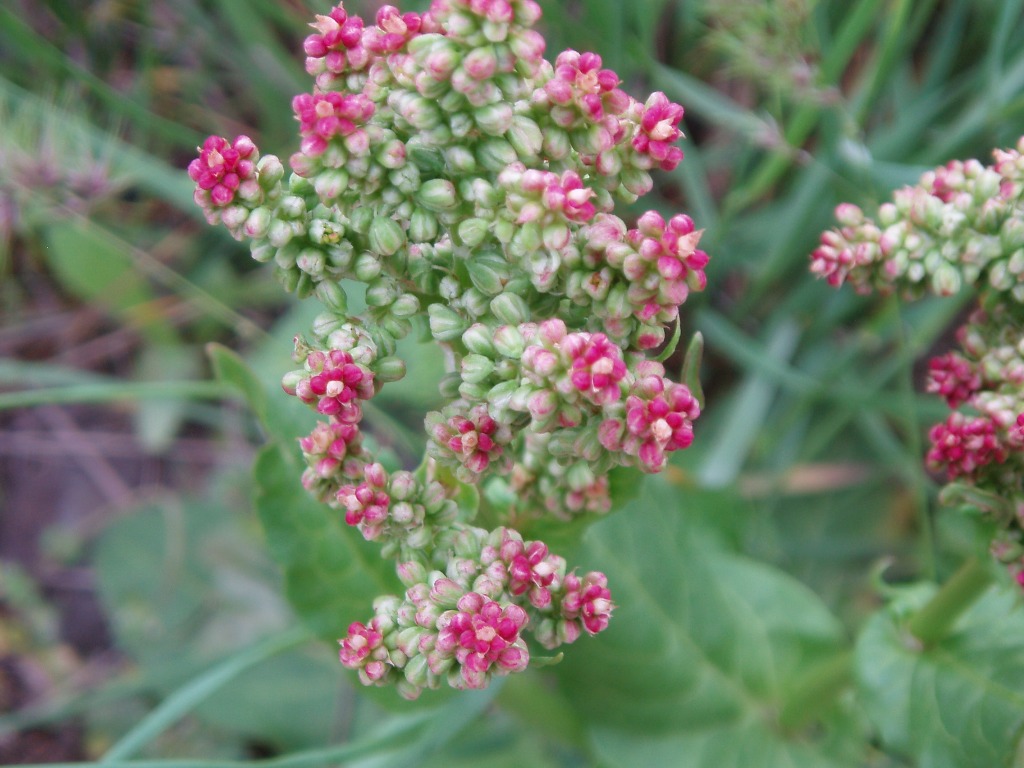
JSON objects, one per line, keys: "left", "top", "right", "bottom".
{"left": 336, "top": 525, "right": 612, "bottom": 698}
{"left": 811, "top": 137, "right": 1024, "bottom": 583}
{"left": 191, "top": 0, "right": 709, "bottom": 694}
{"left": 810, "top": 137, "right": 1024, "bottom": 300}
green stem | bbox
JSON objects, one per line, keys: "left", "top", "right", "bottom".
{"left": 906, "top": 557, "right": 994, "bottom": 647}
{"left": 778, "top": 650, "right": 854, "bottom": 732}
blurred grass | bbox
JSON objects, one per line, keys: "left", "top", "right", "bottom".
{"left": 2, "top": 0, "right": 1023, "bottom": 764}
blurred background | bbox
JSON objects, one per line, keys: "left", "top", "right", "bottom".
{"left": 2, "top": 0, "right": 1024, "bottom": 764}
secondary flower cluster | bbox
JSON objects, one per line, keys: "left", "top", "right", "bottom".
{"left": 192, "top": 0, "right": 708, "bottom": 695}
{"left": 810, "top": 137, "right": 1024, "bottom": 300}
{"left": 811, "top": 137, "right": 1024, "bottom": 583}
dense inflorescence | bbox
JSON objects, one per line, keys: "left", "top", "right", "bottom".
{"left": 811, "top": 138, "right": 1024, "bottom": 584}
{"left": 191, "top": 0, "right": 707, "bottom": 697}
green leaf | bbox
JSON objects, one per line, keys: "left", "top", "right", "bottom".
{"left": 855, "top": 581, "right": 1024, "bottom": 767}
{"left": 43, "top": 221, "right": 172, "bottom": 342}
{"left": 253, "top": 443, "right": 400, "bottom": 639}
{"left": 552, "top": 493, "right": 862, "bottom": 767}
{"left": 207, "top": 343, "right": 270, "bottom": 425}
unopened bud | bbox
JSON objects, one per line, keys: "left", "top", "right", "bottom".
{"left": 475, "top": 103, "right": 515, "bottom": 136}
{"left": 462, "top": 324, "right": 497, "bottom": 357}
{"left": 354, "top": 252, "right": 383, "bottom": 282}
{"left": 461, "top": 354, "right": 496, "bottom": 384}
{"left": 507, "top": 115, "right": 543, "bottom": 160}
{"left": 458, "top": 217, "right": 490, "bottom": 247}
{"left": 315, "top": 281, "right": 348, "bottom": 313}
{"left": 477, "top": 138, "right": 519, "bottom": 171}
{"left": 366, "top": 277, "right": 400, "bottom": 307}
{"left": 244, "top": 207, "right": 272, "bottom": 238}
{"left": 492, "top": 324, "right": 526, "bottom": 358}
{"left": 368, "top": 216, "right": 407, "bottom": 256}
{"left": 373, "top": 356, "right": 407, "bottom": 383}
{"left": 428, "top": 304, "right": 468, "bottom": 341}
{"left": 417, "top": 179, "right": 459, "bottom": 212}
{"left": 467, "top": 254, "right": 510, "bottom": 295}
{"left": 296, "top": 248, "right": 325, "bottom": 276}
{"left": 280, "top": 194, "right": 306, "bottom": 219}
{"left": 390, "top": 293, "right": 421, "bottom": 318}
{"left": 257, "top": 155, "right": 285, "bottom": 188}
{"left": 409, "top": 209, "right": 439, "bottom": 242}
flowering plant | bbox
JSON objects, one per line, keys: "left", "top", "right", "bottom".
{"left": 812, "top": 137, "right": 1024, "bottom": 582}
{"left": 190, "top": 0, "right": 705, "bottom": 698}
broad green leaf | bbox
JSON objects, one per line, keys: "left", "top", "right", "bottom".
{"left": 253, "top": 443, "right": 400, "bottom": 639}
{"left": 552, "top": 493, "right": 862, "bottom": 767}
{"left": 94, "top": 498, "right": 344, "bottom": 751}
{"left": 207, "top": 340, "right": 317, "bottom": 444}
{"left": 855, "top": 582, "right": 1024, "bottom": 768}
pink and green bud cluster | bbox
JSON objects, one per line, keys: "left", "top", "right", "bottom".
{"left": 338, "top": 524, "right": 612, "bottom": 699}
{"left": 811, "top": 139, "right": 1024, "bottom": 571}
{"left": 921, "top": 307, "right": 1024, "bottom": 487}
{"left": 810, "top": 137, "right": 1024, "bottom": 301}
{"left": 189, "top": 0, "right": 711, "bottom": 694}
{"left": 425, "top": 318, "right": 700, "bottom": 507}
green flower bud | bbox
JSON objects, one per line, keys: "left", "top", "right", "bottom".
{"left": 444, "top": 146, "right": 477, "bottom": 173}
{"left": 515, "top": 221, "right": 542, "bottom": 254}
{"left": 276, "top": 265, "right": 300, "bottom": 293}
{"left": 296, "top": 248, "right": 325, "bottom": 276}
{"left": 268, "top": 221, "right": 293, "bottom": 248}
{"left": 354, "top": 252, "right": 382, "bottom": 282}
{"left": 373, "top": 356, "right": 407, "bottom": 383}
{"left": 622, "top": 169, "right": 653, "bottom": 197}
{"left": 486, "top": 379, "right": 518, "bottom": 411}
{"left": 274, "top": 242, "right": 297, "bottom": 269}
{"left": 312, "top": 311, "right": 345, "bottom": 337}
{"left": 461, "top": 353, "right": 495, "bottom": 384}
{"left": 409, "top": 209, "right": 439, "bottom": 243}
{"left": 477, "top": 138, "right": 519, "bottom": 172}
{"left": 542, "top": 127, "right": 571, "bottom": 160}
{"left": 542, "top": 222, "right": 571, "bottom": 251}
{"left": 475, "top": 102, "right": 515, "bottom": 135}
{"left": 457, "top": 217, "right": 490, "bottom": 247}
{"left": 288, "top": 174, "right": 314, "bottom": 196}
{"left": 390, "top": 293, "right": 421, "bottom": 318}
{"left": 315, "top": 280, "right": 348, "bottom": 313}
{"left": 417, "top": 179, "right": 459, "bottom": 212}
{"left": 366, "top": 277, "right": 400, "bottom": 307}
{"left": 461, "top": 287, "right": 491, "bottom": 317}
{"left": 403, "top": 653, "right": 431, "bottom": 688}
{"left": 990, "top": 260, "right": 1013, "bottom": 291}
{"left": 459, "top": 379, "right": 490, "bottom": 401}
{"left": 492, "top": 324, "right": 525, "bottom": 358}
{"left": 368, "top": 216, "right": 407, "bottom": 256}
{"left": 250, "top": 241, "right": 274, "bottom": 263}
{"left": 256, "top": 155, "right": 285, "bottom": 188}
{"left": 507, "top": 115, "right": 543, "bottom": 160}
{"left": 428, "top": 304, "right": 469, "bottom": 341}
{"left": 467, "top": 254, "right": 510, "bottom": 296}
{"left": 462, "top": 323, "right": 497, "bottom": 357}
{"left": 314, "top": 169, "right": 349, "bottom": 203}
{"left": 279, "top": 194, "right": 306, "bottom": 219}
{"left": 493, "top": 219, "right": 515, "bottom": 244}
{"left": 407, "top": 143, "right": 445, "bottom": 175}
{"left": 326, "top": 241, "right": 354, "bottom": 270}
{"left": 243, "top": 207, "right": 272, "bottom": 239}
{"left": 221, "top": 205, "right": 248, "bottom": 230}
{"left": 605, "top": 283, "right": 632, "bottom": 319}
